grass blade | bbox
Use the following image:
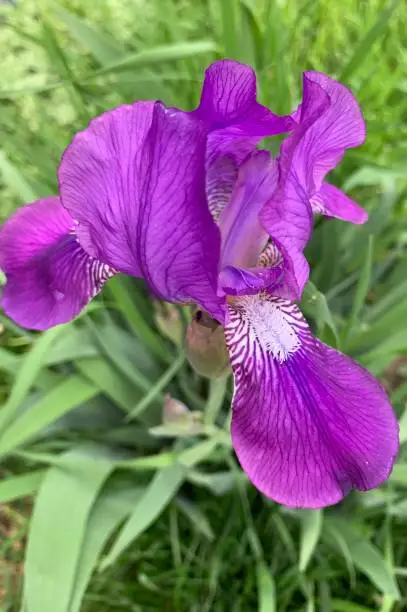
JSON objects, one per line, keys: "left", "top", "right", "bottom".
{"left": 257, "top": 561, "right": 276, "bottom": 612}
{"left": 340, "top": 0, "right": 400, "bottom": 82}
{"left": 299, "top": 510, "right": 323, "bottom": 572}
{"left": 126, "top": 353, "right": 184, "bottom": 421}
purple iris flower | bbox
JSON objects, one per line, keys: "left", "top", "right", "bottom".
{"left": 0, "top": 60, "right": 398, "bottom": 508}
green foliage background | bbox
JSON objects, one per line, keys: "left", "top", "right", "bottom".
{"left": 0, "top": 0, "right": 407, "bottom": 610}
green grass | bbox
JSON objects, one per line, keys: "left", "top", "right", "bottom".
{"left": 0, "top": 0, "right": 407, "bottom": 610}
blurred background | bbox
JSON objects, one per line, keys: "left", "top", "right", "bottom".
{"left": 0, "top": 0, "right": 407, "bottom": 610}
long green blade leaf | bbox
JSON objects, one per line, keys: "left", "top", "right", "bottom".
{"left": 69, "top": 481, "right": 144, "bottom": 612}
{"left": 100, "top": 463, "right": 186, "bottom": 569}
{"left": 0, "top": 376, "right": 98, "bottom": 456}
{"left": 24, "top": 445, "right": 116, "bottom": 612}
{"left": 0, "top": 326, "right": 65, "bottom": 433}
{"left": 0, "top": 470, "right": 46, "bottom": 504}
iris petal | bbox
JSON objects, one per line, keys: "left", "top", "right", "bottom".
{"left": 0, "top": 197, "right": 113, "bottom": 330}
{"left": 312, "top": 182, "right": 368, "bottom": 224}
{"left": 59, "top": 102, "right": 225, "bottom": 322}
{"left": 261, "top": 72, "right": 365, "bottom": 295}
{"left": 225, "top": 294, "right": 398, "bottom": 508}
{"left": 197, "top": 59, "right": 294, "bottom": 165}
{"left": 220, "top": 151, "right": 276, "bottom": 269}
{"left": 299, "top": 71, "right": 366, "bottom": 191}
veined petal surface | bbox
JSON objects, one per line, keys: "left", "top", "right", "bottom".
{"left": 312, "top": 182, "right": 368, "bottom": 224}
{"left": 0, "top": 197, "right": 113, "bottom": 330}
{"left": 59, "top": 102, "right": 225, "bottom": 322}
{"left": 197, "top": 60, "right": 294, "bottom": 164}
{"left": 220, "top": 151, "right": 276, "bottom": 270}
{"left": 225, "top": 294, "right": 398, "bottom": 508}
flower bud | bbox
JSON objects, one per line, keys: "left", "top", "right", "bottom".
{"left": 185, "top": 310, "right": 230, "bottom": 379}
{"left": 149, "top": 394, "right": 205, "bottom": 437}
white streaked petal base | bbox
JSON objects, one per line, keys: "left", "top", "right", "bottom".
{"left": 227, "top": 295, "right": 306, "bottom": 363}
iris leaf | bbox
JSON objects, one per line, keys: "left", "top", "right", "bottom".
{"left": 75, "top": 357, "right": 138, "bottom": 413}
{"left": 324, "top": 519, "right": 399, "bottom": 598}
{"left": 69, "top": 480, "right": 144, "bottom": 612}
{"left": 125, "top": 353, "right": 184, "bottom": 421}
{"left": 343, "top": 235, "right": 374, "bottom": 346}
{"left": 0, "top": 376, "right": 98, "bottom": 457}
{"left": 90, "top": 41, "right": 218, "bottom": 77}
{"left": 204, "top": 375, "right": 229, "bottom": 425}
{"left": 100, "top": 463, "right": 187, "bottom": 569}
{"left": 107, "top": 276, "right": 171, "bottom": 364}
{"left": 0, "top": 326, "right": 65, "bottom": 434}
{"left": 301, "top": 281, "right": 339, "bottom": 346}
{"left": 0, "top": 150, "right": 38, "bottom": 203}
{"left": 24, "top": 445, "right": 116, "bottom": 612}
{"left": 175, "top": 496, "right": 215, "bottom": 541}
{"left": 0, "top": 470, "right": 46, "bottom": 504}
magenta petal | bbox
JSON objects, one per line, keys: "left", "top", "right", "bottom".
{"left": 196, "top": 59, "right": 260, "bottom": 128}
{"left": 220, "top": 151, "right": 277, "bottom": 269}
{"left": 312, "top": 182, "right": 368, "bottom": 224}
{"left": 282, "top": 72, "right": 365, "bottom": 194}
{"left": 261, "top": 73, "right": 366, "bottom": 287}
{"left": 196, "top": 60, "right": 294, "bottom": 164}
{"left": 260, "top": 186, "right": 312, "bottom": 298}
{"left": 0, "top": 197, "right": 113, "bottom": 330}
{"left": 59, "top": 102, "right": 225, "bottom": 322}
{"left": 219, "top": 265, "right": 284, "bottom": 297}
{"left": 301, "top": 71, "right": 366, "bottom": 190}
{"left": 226, "top": 295, "right": 398, "bottom": 508}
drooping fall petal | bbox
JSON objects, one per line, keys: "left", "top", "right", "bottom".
{"left": 225, "top": 294, "right": 398, "bottom": 508}
{"left": 0, "top": 197, "right": 113, "bottom": 330}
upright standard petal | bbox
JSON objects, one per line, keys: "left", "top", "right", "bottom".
{"left": 0, "top": 197, "right": 113, "bottom": 330}
{"left": 265, "top": 72, "right": 366, "bottom": 235}
{"left": 196, "top": 60, "right": 294, "bottom": 164}
{"left": 300, "top": 71, "right": 366, "bottom": 191}
{"left": 260, "top": 72, "right": 365, "bottom": 294}
{"left": 225, "top": 294, "right": 398, "bottom": 508}
{"left": 59, "top": 102, "right": 225, "bottom": 322}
